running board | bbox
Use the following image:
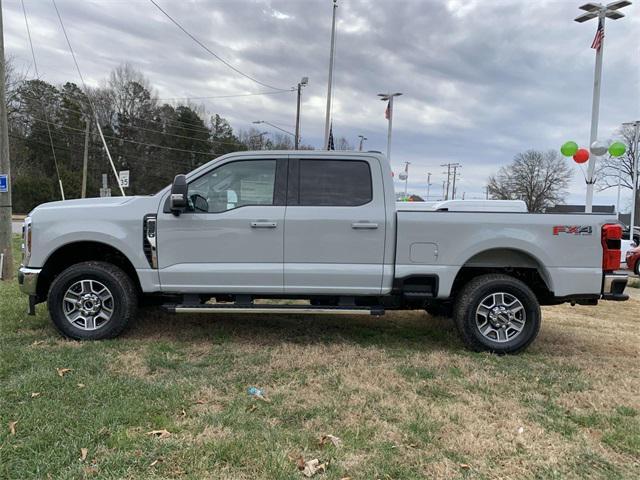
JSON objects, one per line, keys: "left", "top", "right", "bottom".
{"left": 163, "top": 304, "right": 385, "bottom": 316}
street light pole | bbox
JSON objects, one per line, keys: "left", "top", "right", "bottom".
{"left": 294, "top": 77, "right": 308, "bottom": 150}
{"left": 426, "top": 172, "right": 432, "bottom": 200}
{"left": 323, "top": 0, "right": 338, "bottom": 149}
{"left": 378, "top": 92, "right": 402, "bottom": 162}
{"left": 575, "top": 1, "right": 631, "bottom": 212}
{"left": 358, "top": 135, "right": 367, "bottom": 151}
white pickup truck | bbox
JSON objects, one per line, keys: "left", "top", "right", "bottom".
{"left": 18, "top": 151, "right": 628, "bottom": 353}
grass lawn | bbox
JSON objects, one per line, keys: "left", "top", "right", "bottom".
{"left": 1, "top": 236, "right": 639, "bottom": 479}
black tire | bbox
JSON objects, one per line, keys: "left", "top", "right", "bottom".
{"left": 453, "top": 274, "right": 541, "bottom": 354}
{"left": 634, "top": 261, "right": 640, "bottom": 277}
{"left": 48, "top": 261, "right": 137, "bottom": 340}
{"left": 424, "top": 302, "right": 453, "bottom": 318}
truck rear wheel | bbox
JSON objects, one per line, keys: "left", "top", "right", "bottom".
{"left": 48, "top": 261, "right": 137, "bottom": 340}
{"left": 453, "top": 274, "right": 540, "bottom": 354}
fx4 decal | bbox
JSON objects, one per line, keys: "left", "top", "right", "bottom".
{"left": 553, "top": 225, "right": 593, "bottom": 236}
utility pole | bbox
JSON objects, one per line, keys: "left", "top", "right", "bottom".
{"left": 323, "top": 0, "right": 338, "bottom": 149}
{"left": 451, "top": 164, "right": 461, "bottom": 200}
{"left": 426, "top": 172, "right": 432, "bottom": 200}
{"left": 295, "top": 77, "right": 308, "bottom": 150}
{"left": 81, "top": 118, "right": 90, "bottom": 198}
{"left": 441, "top": 180, "right": 446, "bottom": 201}
{"left": 358, "top": 135, "right": 367, "bottom": 151}
{"left": 623, "top": 120, "right": 640, "bottom": 243}
{"left": 575, "top": 1, "right": 630, "bottom": 212}
{"left": 0, "top": 0, "right": 13, "bottom": 280}
{"left": 441, "top": 162, "right": 460, "bottom": 200}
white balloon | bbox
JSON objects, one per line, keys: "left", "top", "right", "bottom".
{"left": 590, "top": 140, "right": 608, "bottom": 156}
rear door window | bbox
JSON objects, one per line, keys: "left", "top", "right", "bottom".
{"left": 298, "top": 160, "right": 372, "bottom": 206}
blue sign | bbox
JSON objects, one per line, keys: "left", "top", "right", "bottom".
{"left": 0, "top": 174, "right": 7, "bottom": 193}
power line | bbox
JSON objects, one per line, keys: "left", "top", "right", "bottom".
{"left": 18, "top": 94, "right": 251, "bottom": 147}
{"left": 148, "top": 0, "right": 290, "bottom": 92}
{"left": 21, "top": 0, "right": 65, "bottom": 199}
{"left": 52, "top": 0, "right": 125, "bottom": 196}
{"left": 156, "top": 90, "right": 294, "bottom": 101}
{"left": 29, "top": 116, "right": 222, "bottom": 156}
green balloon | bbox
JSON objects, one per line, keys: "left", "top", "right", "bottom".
{"left": 608, "top": 141, "right": 626, "bottom": 157}
{"left": 560, "top": 141, "right": 579, "bottom": 157}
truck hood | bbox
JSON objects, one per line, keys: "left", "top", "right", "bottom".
{"left": 30, "top": 196, "right": 156, "bottom": 216}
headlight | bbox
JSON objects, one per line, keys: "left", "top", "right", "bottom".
{"left": 22, "top": 217, "right": 32, "bottom": 265}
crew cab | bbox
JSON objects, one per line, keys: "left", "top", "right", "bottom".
{"left": 18, "top": 151, "right": 628, "bottom": 353}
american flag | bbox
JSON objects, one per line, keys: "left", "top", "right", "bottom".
{"left": 591, "top": 17, "right": 604, "bottom": 51}
{"left": 384, "top": 100, "right": 391, "bottom": 120}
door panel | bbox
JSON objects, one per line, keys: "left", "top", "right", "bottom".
{"left": 156, "top": 158, "right": 286, "bottom": 293}
{"left": 284, "top": 158, "right": 386, "bottom": 294}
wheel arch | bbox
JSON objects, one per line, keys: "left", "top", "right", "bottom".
{"left": 451, "top": 248, "right": 554, "bottom": 302}
{"left": 37, "top": 241, "right": 141, "bottom": 301}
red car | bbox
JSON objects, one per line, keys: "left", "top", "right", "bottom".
{"left": 626, "top": 245, "right": 640, "bottom": 275}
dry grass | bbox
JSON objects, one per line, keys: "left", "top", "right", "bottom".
{"left": 3, "top": 261, "right": 639, "bottom": 478}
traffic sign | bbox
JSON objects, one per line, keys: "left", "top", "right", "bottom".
{"left": 0, "top": 174, "right": 8, "bottom": 193}
{"left": 119, "top": 170, "right": 130, "bottom": 188}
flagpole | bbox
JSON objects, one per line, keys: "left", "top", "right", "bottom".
{"left": 378, "top": 92, "right": 402, "bottom": 163}
{"left": 323, "top": 0, "right": 338, "bottom": 150}
{"left": 585, "top": 12, "right": 606, "bottom": 214}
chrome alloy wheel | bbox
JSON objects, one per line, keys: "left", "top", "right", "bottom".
{"left": 475, "top": 292, "right": 526, "bottom": 343}
{"left": 62, "top": 279, "right": 114, "bottom": 331}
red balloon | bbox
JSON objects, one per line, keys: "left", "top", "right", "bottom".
{"left": 573, "top": 148, "right": 589, "bottom": 164}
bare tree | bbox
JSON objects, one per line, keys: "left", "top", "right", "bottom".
{"left": 336, "top": 136, "right": 353, "bottom": 151}
{"left": 5, "top": 55, "right": 25, "bottom": 120}
{"left": 488, "top": 150, "right": 572, "bottom": 212}
{"left": 596, "top": 124, "right": 639, "bottom": 220}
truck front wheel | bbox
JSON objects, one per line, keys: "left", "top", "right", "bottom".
{"left": 48, "top": 261, "right": 137, "bottom": 340}
{"left": 453, "top": 274, "right": 541, "bottom": 354}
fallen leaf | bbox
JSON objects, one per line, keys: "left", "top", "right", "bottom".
{"left": 80, "top": 448, "right": 88, "bottom": 461}
{"left": 340, "top": 477, "right": 352, "bottom": 480}
{"left": 77, "top": 383, "right": 85, "bottom": 388}
{"left": 295, "top": 455, "right": 306, "bottom": 471}
{"left": 8, "top": 421, "right": 18, "bottom": 435}
{"left": 146, "top": 429, "right": 171, "bottom": 439}
{"left": 150, "top": 458, "right": 163, "bottom": 467}
{"left": 194, "top": 399, "right": 206, "bottom": 405}
{"left": 56, "top": 368, "right": 72, "bottom": 377}
{"left": 246, "top": 404, "right": 257, "bottom": 413}
{"left": 302, "top": 458, "right": 326, "bottom": 477}
{"left": 319, "top": 434, "right": 342, "bottom": 448}
{"left": 460, "top": 463, "right": 470, "bottom": 470}
{"left": 31, "top": 340, "right": 45, "bottom": 346}
{"left": 31, "top": 392, "right": 41, "bottom": 398}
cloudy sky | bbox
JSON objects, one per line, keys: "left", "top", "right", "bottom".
{"left": 4, "top": 0, "right": 640, "bottom": 205}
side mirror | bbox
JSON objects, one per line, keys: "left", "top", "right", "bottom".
{"left": 170, "top": 174, "right": 188, "bottom": 215}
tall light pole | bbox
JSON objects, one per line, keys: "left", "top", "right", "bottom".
{"left": 575, "top": 1, "right": 631, "bottom": 212}
{"left": 624, "top": 120, "right": 640, "bottom": 244}
{"left": 426, "top": 172, "right": 432, "bottom": 200}
{"left": 295, "top": 77, "right": 308, "bottom": 150}
{"left": 378, "top": 92, "right": 402, "bottom": 162}
{"left": 358, "top": 135, "right": 367, "bottom": 151}
{"left": 0, "top": 0, "right": 14, "bottom": 280}
{"left": 323, "top": 0, "right": 338, "bottom": 149}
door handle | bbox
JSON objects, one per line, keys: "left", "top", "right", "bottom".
{"left": 352, "top": 222, "right": 379, "bottom": 230}
{"left": 251, "top": 221, "right": 277, "bottom": 228}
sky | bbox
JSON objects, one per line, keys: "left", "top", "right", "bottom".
{"left": 3, "top": 0, "right": 640, "bottom": 207}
